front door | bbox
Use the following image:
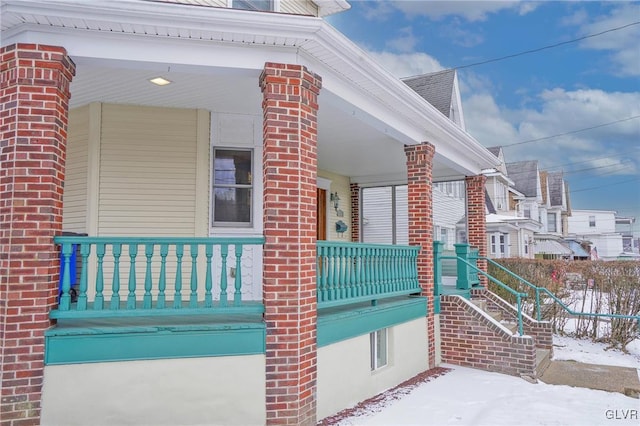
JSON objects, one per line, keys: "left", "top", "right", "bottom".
{"left": 317, "top": 188, "right": 326, "bottom": 240}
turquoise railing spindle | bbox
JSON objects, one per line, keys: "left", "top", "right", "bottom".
{"left": 157, "top": 244, "right": 168, "bottom": 309}
{"left": 52, "top": 236, "right": 265, "bottom": 319}
{"left": 328, "top": 245, "right": 336, "bottom": 300}
{"left": 95, "top": 243, "right": 105, "bottom": 310}
{"left": 127, "top": 244, "right": 138, "bottom": 309}
{"left": 110, "top": 243, "right": 122, "bottom": 310}
{"left": 204, "top": 244, "right": 213, "bottom": 308}
{"left": 233, "top": 244, "right": 243, "bottom": 306}
{"left": 59, "top": 242, "right": 73, "bottom": 311}
{"left": 174, "top": 244, "right": 184, "bottom": 309}
{"left": 315, "top": 242, "right": 421, "bottom": 309}
{"left": 220, "top": 244, "right": 229, "bottom": 307}
{"left": 77, "top": 243, "right": 90, "bottom": 310}
{"left": 143, "top": 244, "right": 153, "bottom": 309}
{"left": 190, "top": 244, "right": 199, "bottom": 308}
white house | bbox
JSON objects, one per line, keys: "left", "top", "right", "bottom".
{"left": 568, "top": 210, "right": 624, "bottom": 260}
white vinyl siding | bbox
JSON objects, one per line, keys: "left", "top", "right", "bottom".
{"left": 63, "top": 106, "right": 90, "bottom": 233}
{"left": 362, "top": 186, "right": 393, "bottom": 244}
{"left": 98, "top": 104, "right": 199, "bottom": 236}
{"left": 280, "top": 0, "right": 318, "bottom": 16}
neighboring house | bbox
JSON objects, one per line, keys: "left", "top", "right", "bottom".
{"left": 568, "top": 210, "right": 625, "bottom": 260}
{"left": 615, "top": 216, "right": 639, "bottom": 254}
{"left": 482, "top": 148, "right": 540, "bottom": 259}
{"left": 2, "top": 1, "right": 513, "bottom": 425}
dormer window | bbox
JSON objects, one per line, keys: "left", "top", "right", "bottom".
{"left": 231, "top": 0, "right": 273, "bottom": 11}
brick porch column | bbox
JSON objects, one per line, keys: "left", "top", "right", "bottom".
{"left": 405, "top": 142, "right": 436, "bottom": 369}
{"left": 465, "top": 175, "right": 488, "bottom": 285}
{"left": 0, "top": 43, "right": 75, "bottom": 425}
{"left": 350, "top": 183, "right": 360, "bottom": 242}
{"left": 260, "top": 62, "right": 321, "bottom": 426}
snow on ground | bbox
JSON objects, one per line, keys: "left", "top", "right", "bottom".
{"left": 333, "top": 335, "right": 640, "bottom": 426}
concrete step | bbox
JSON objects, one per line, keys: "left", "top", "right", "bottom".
{"left": 536, "top": 348, "right": 551, "bottom": 377}
{"left": 471, "top": 299, "right": 487, "bottom": 311}
{"left": 501, "top": 321, "right": 518, "bottom": 334}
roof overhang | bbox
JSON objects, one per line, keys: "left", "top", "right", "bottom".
{"left": 1, "top": 0, "right": 499, "bottom": 182}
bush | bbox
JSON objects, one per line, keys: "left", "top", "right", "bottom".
{"left": 487, "top": 259, "right": 640, "bottom": 351}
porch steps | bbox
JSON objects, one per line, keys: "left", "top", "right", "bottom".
{"left": 536, "top": 348, "right": 552, "bottom": 376}
{"left": 471, "top": 299, "right": 518, "bottom": 334}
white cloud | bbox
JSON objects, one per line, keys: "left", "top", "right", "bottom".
{"left": 386, "top": 26, "right": 420, "bottom": 53}
{"left": 573, "top": 3, "right": 640, "bottom": 77}
{"left": 365, "top": 50, "right": 445, "bottom": 78}
{"left": 389, "top": 0, "right": 537, "bottom": 22}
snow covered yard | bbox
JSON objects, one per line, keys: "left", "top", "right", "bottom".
{"left": 329, "top": 335, "right": 640, "bottom": 426}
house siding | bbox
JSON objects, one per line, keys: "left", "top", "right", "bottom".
{"left": 281, "top": 0, "right": 318, "bottom": 16}
{"left": 98, "top": 104, "right": 199, "bottom": 236}
{"left": 318, "top": 170, "right": 352, "bottom": 242}
{"left": 62, "top": 105, "right": 89, "bottom": 233}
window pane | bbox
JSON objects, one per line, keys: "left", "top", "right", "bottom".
{"left": 233, "top": 0, "right": 271, "bottom": 11}
{"left": 214, "top": 188, "right": 251, "bottom": 223}
{"left": 214, "top": 150, "right": 252, "bottom": 185}
{"left": 376, "top": 329, "right": 387, "bottom": 368}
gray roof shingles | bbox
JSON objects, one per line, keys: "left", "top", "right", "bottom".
{"left": 402, "top": 69, "right": 455, "bottom": 118}
{"left": 506, "top": 160, "right": 539, "bottom": 197}
{"left": 547, "top": 171, "right": 564, "bottom": 207}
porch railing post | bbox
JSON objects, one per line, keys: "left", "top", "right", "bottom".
{"left": 454, "top": 243, "right": 471, "bottom": 290}
{"left": 433, "top": 241, "right": 444, "bottom": 314}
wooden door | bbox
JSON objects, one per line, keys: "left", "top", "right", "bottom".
{"left": 317, "top": 188, "right": 326, "bottom": 241}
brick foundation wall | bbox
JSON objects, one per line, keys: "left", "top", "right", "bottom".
{"left": 350, "top": 183, "right": 360, "bottom": 242}
{"left": 465, "top": 175, "right": 487, "bottom": 286}
{"left": 260, "top": 62, "right": 321, "bottom": 426}
{"left": 440, "top": 295, "right": 536, "bottom": 377}
{"left": 405, "top": 142, "right": 435, "bottom": 368}
{"left": 471, "top": 288, "right": 553, "bottom": 352}
{"left": 0, "top": 43, "right": 75, "bottom": 426}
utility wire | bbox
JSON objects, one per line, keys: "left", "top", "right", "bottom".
{"left": 454, "top": 21, "right": 640, "bottom": 71}
{"left": 502, "top": 115, "right": 640, "bottom": 148}
{"left": 570, "top": 176, "right": 640, "bottom": 193}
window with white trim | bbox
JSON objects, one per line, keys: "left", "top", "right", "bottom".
{"left": 231, "top": 0, "right": 273, "bottom": 11}
{"left": 370, "top": 328, "right": 388, "bottom": 371}
{"left": 547, "top": 212, "right": 557, "bottom": 233}
{"left": 589, "top": 215, "right": 596, "bottom": 227}
{"left": 212, "top": 148, "right": 253, "bottom": 226}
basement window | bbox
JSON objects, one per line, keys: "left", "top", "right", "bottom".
{"left": 370, "top": 328, "right": 388, "bottom": 371}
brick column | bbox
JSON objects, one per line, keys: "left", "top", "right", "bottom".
{"left": 0, "top": 43, "right": 75, "bottom": 425}
{"left": 405, "top": 142, "right": 436, "bottom": 369}
{"left": 260, "top": 62, "right": 321, "bottom": 426}
{"left": 465, "top": 175, "right": 487, "bottom": 285}
{"left": 350, "top": 183, "right": 360, "bottom": 242}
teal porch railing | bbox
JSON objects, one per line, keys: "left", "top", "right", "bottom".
{"left": 434, "top": 242, "right": 527, "bottom": 335}
{"left": 316, "top": 241, "right": 422, "bottom": 308}
{"left": 482, "top": 257, "right": 640, "bottom": 329}
{"left": 53, "top": 236, "right": 265, "bottom": 319}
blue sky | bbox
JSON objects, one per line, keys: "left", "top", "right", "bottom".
{"left": 327, "top": 1, "right": 640, "bottom": 232}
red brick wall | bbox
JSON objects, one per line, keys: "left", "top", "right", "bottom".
{"left": 472, "top": 288, "right": 553, "bottom": 352}
{"left": 260, "top": 62, "right": 321, "bottom": 426}
{"left": 440, "top": 295, "right": 536, "bottom": 377}
{"left": 465, "top": 175, "right": 487, "bottom": 285}
{"left": 405, "top": 142, "right": 436, "bottom": 368}
{"left": 350, "top": 183, "right": 360, "bottom": 242}
{"left": 0, "top": 43, "right": 75, "bottom": 426}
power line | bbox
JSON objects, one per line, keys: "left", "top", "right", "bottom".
{"left": 454, "top": 21, "right": 640, "bottom": 71}
{"left": 570, "top": 177, "right": 640, "bottom": 193}
{"left": 501, "top": 116, "right": 640, "bottom": 148}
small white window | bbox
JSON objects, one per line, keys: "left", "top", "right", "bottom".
{"left": 370, "top": 328, "right": 388, "bottom": 371}
{"left": 589, "top": 216, "right": 596, "bottom": 227}
{"left": 212, "top": 148, "right": 253, "bottom": 226}
{"left": 547, "top": 213, "right": 557, "bottom": 233}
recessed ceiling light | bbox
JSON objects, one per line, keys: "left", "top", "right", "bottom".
{"left": 149, "top": 77, "right": 172, "bottom": 86}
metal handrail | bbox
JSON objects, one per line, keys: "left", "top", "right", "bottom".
{"left": 481, "top": 256, "right": 640, "bottom": 327}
